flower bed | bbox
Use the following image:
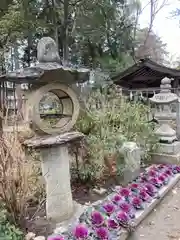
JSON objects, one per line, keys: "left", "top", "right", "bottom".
{"left": 48, "top": 164, "right": 180, "bottom": 240}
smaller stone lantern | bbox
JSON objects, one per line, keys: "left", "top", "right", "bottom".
{"left": 150, "top": 77, "right": 180, "bottom": 164}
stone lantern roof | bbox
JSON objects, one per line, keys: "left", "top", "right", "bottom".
{"left": 0, "top": 37, "right": 90, "bottom": 85}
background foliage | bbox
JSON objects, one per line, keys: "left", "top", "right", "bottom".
{"left": 0, "top": 0, "right": 169, "bottom": 74}
{"left": 75, "top": 82, "right": 159, "bottom": 182}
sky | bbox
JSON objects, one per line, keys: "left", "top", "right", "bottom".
{"left": 139, "top": 0, "right": 180, "bottom": 64}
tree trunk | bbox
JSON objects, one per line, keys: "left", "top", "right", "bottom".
{"left": 63, "top": 0, "right": 69, "bottom": 65}
{"left": 52, "top": 0, "right": 59, "bottom": 49}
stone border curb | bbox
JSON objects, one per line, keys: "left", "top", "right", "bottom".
{"left": 120, "top": 174, "right": 180, "bottom": 240}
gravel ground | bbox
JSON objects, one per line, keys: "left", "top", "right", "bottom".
{"left": 128, "top": 181, "right": 180, "bottom": 240}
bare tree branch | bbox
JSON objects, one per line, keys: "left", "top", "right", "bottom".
{"left": 143, "top": 0, "right": 169, "bottom": 50}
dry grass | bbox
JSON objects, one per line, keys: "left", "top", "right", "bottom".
{"left": 0, "top": 129, "right": 42, "bottom": 225}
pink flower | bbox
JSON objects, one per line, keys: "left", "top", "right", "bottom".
{"left": 95, "top": 227, "right": 109, "bottom": 239}
{"left": 139, "top": 190, "right": 151, "bottom": 202}
{"left": 158, "top": 175, "right": 165, "bottom": 182}
{"left": 130, "top": 183, "right": 139, "bottom": 188}
{"left": 145, "top": 183, "right": 154, "bottom": 191}
{"left": 165, "top": 169, "right": 172, "bottom": 176}
{"left": 107, "top": 219, "right": 119, "bottom": 230}
{"left": 119, "top": 188, "right": 131, "bottom": 197}
{"left": 129, "top": 183, "right": 139, "bottom": 190}
{"left": 91, "top": 211, "right": 104, "bottom": 226}
{"left": 149, "top": 177, "right": 159, "bottom": 184}
{"left": 175, "top": 166, "right": 180, "bottom": 172}
{"left": 162, "top": 173, "right": 168, "bottom": 178}
{"left": 119, "top": 202, "right": 131, "bottom": 213}
{"left": 103, "top": 203, "right": 115, "bottom": 214}
{"left": 131, "top": 197, "right": 142, "bottom": 207}
{"left": 116, "top": 211, "right": 129, "bottom": 222}
{"left": 73, "top": 224, "right": 88, "bottom": 239}
{"left": 111, "top": 194, "right": 122, "bottom": 203}
{"left": 150, "top": 166, "right": 158, "bottom": 170}
{"left": 148, "top": 170, "right": 157, "bottom": 177}
{"left": 144, "top": 183, "right": 156, "bottom": 196}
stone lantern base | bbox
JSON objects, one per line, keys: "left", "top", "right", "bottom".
{"left": 151, "top": 141, "right": 180, "bottom": 165}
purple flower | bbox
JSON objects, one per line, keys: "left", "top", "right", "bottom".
{"left": 116, "top": 211, "right": 129, "bottom": 223}
{"left": 149, "top": 177, "right": 162, "bottom": 188}
{"left": 48, "top": 236, "right": 65, "bottom": 240}
{"left": 174, "top": 166, "right": 180, "bottom": 173}
{"left": 119, "top": 188, "right": 131, "bottom": 197}
{"left": 73, "top": 224, "right": 88, "bottom": 239}
{"left": 91, "top": 211, "right": 104, "bottom": 226}
{"left": 148, "top": 170, "right": 157, "bottom": 177}
{"left": 165, "top": 169, "right": 172, "bottom": 176}
{"left": 162, "top": 173, "right": 169, "bottom": 178}
{"left": 129, "top": 183, "right": 139, "bottom": 191}
{"left": 111, "top": 194, "right": 122, "bottom": 204}
{"left": 119, "top": 202, "right": 131, "bottom": 213}
{"left": 131, "top": 183, "right": 139, "bottom": 188}
{"left": 131, "top": 197, "right": 143, "bottom": 208}
{"left": 103, "top": 203, "right": 115, "bottom": 215}
{"left": 149, "top": 177, "right": 158, "bottom": 184}
{"left": 95, "top": 227, "right": 109, "bottom": 239}
{"left": 158, "top": 174, "right": 166, "bottom": 182}
{"left": 107, "top": 219, "right": 119, "bottom": 230}
{"left": 145, "top": 183, "right": 156, "bottom": 196}
{"left": 139, "top": 190, "right": 151, "bottom": 202}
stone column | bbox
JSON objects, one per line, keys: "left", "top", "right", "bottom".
{"left": 24, "top": 131, "right": 84, "bottom": 222}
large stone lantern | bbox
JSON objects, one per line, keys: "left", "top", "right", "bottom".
{"left": 0, "top": 37, "right": 89, "bottom": 222}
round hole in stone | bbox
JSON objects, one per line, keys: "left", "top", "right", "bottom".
{"left": 30, "top": 83, "right": 80, "bottom": 134}
{"left": 39, "top": 90, "right": 73, "bottom": 128}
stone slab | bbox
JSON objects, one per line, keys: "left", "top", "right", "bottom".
{"left": 157, "top": 141, "right": 180, "bottom": 155}
{"left": 151, "top": 152, "right": 180, "bottom": 165}
{"left": 23, "top": 131, "right": 84, "bottom": 148}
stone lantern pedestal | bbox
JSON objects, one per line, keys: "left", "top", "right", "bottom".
{"left": 150, "top": 78, "right": 180, "bottom": 164}
{"left": 24, "top": 132, "right": 84, "bottom": 221}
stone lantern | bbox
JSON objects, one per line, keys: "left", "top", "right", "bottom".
{"left": 1, "top": 37, "right": 90, "bottom": 222}
{"left": 150, "top": 77, "right": 180, "bottom": 164}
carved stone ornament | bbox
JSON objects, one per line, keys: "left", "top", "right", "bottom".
{"left": 26, "top": 83, "right": 80, "bottom": 135}
{"left": 37, "top": 37, "right": 61, "bottom": 63}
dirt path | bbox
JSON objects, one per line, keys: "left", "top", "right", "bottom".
{"left": 129, "top": 181, "right": 180, "bottom": 240}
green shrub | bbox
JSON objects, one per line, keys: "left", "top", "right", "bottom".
{"left": 0, "top": 208, "right": 23, "bottom": 240}
{"left": 75, "top": 84, "right": 159, "bottom": 179}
